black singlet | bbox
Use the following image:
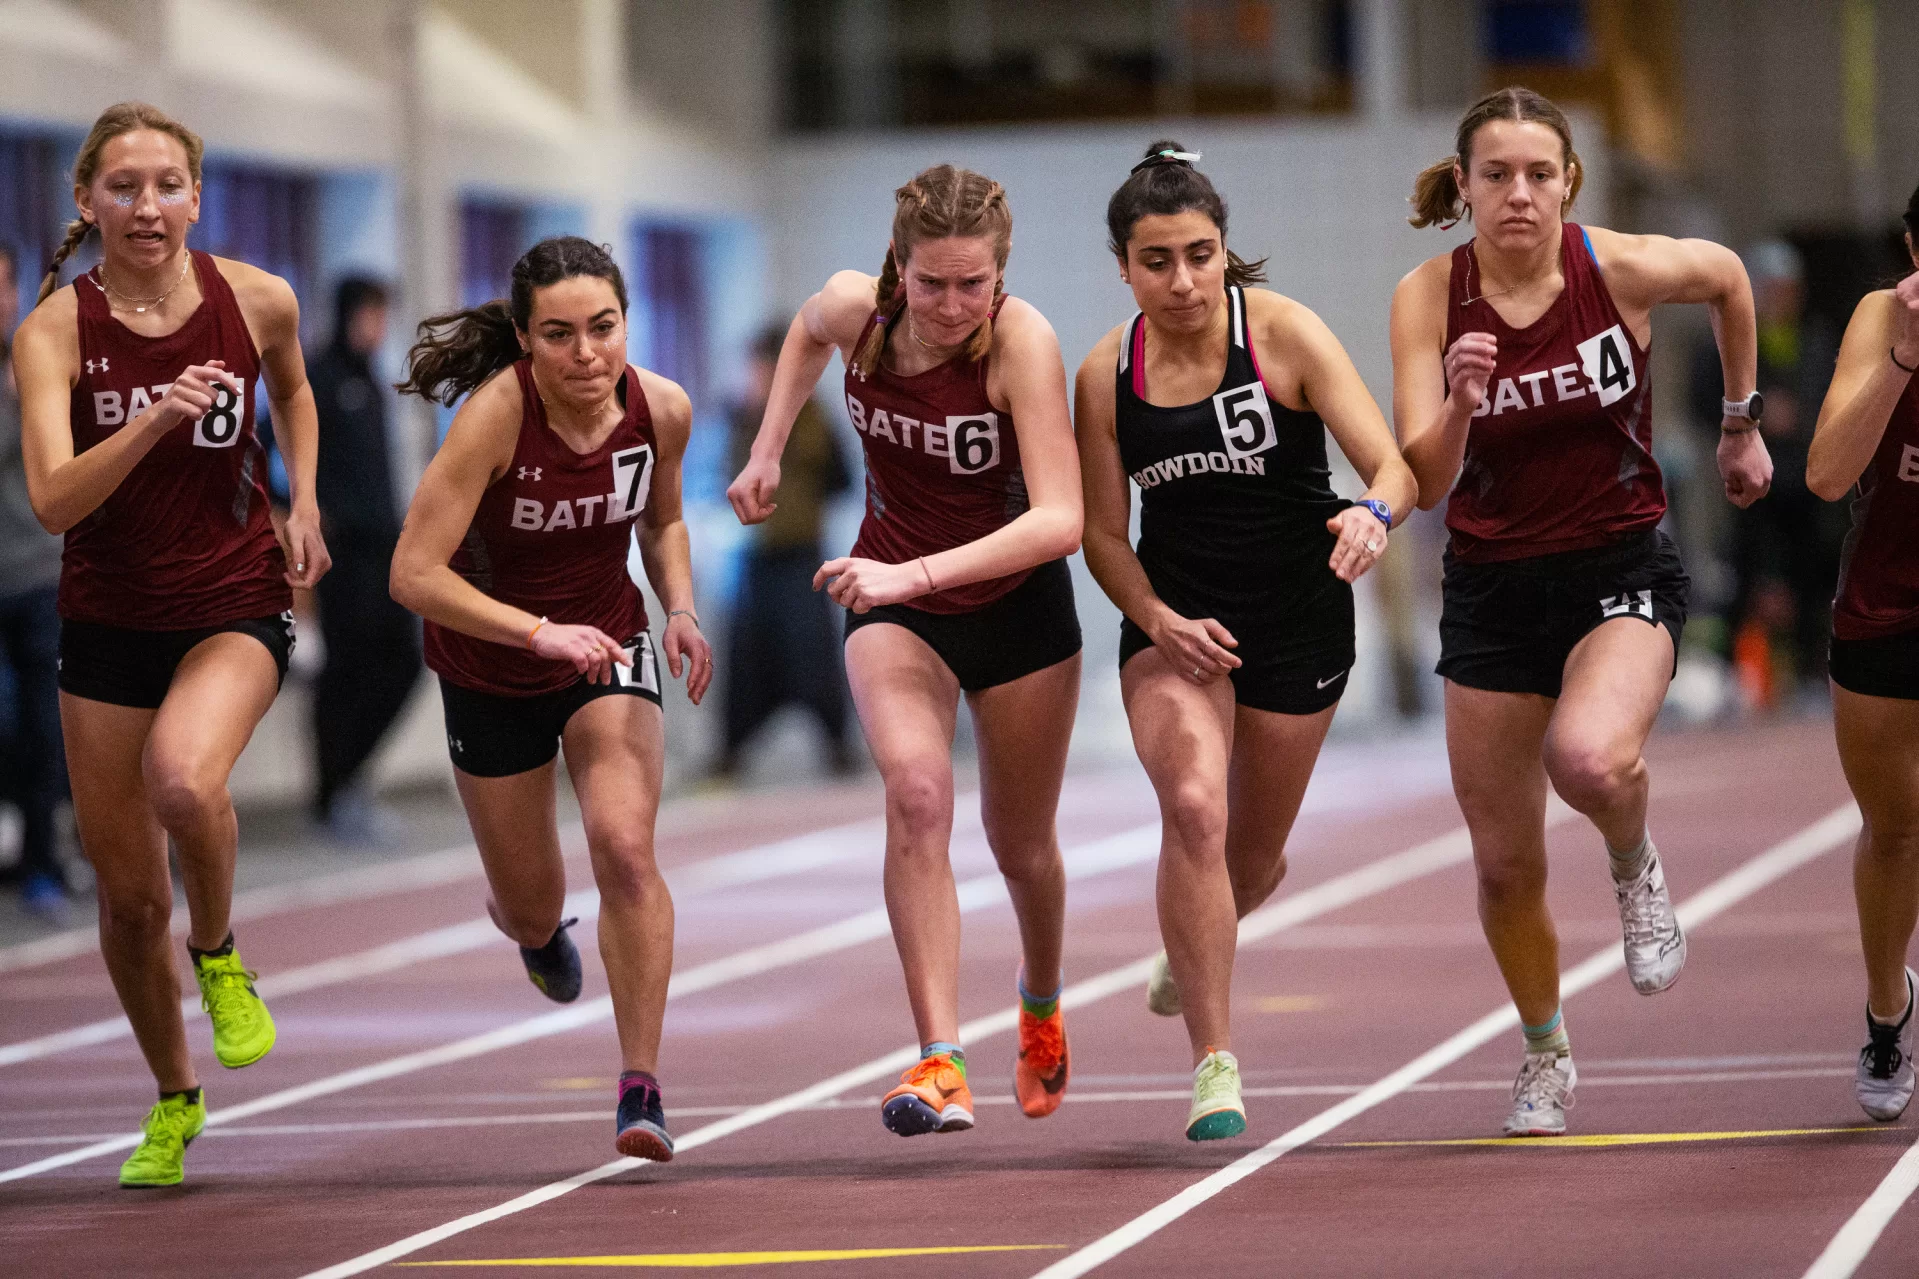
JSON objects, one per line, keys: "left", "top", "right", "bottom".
{"left": 1115, "top": 286, "right": 1353, "bottom": 673}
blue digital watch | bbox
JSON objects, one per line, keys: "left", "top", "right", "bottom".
{"left": 1356, "top": 498, "right": 1392, "bottom": 529}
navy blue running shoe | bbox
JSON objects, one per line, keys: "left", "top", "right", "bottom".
{"left": 519, "top": 917, "right": 582, "bottom": 1003}
{"left": 615, "top": 1079, "right": 674, "bottom": 1162}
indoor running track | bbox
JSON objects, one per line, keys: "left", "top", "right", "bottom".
{"left": 1, "top": 719, "right": 1914, "bottom": 1277}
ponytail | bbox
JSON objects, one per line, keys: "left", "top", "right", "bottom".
{"left": 1224, "top": 250, "right": 1269, "bottom": 288}
{"left": 397, "top": 301, "right": 522, "bottom": 406}
{"left": 1408, "top": 156, "right": 1464, "bottom": 229}
{"left": 38, "top": 218, "right": 96, "bottom": 304}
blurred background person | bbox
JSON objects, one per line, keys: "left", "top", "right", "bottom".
{"left": 309, "top": 276, "right": 421, "bottom": 844}
{"left": 0, "top": 241, "right": 73, "bottom": 920}
{"left": 1695, "top": 240, "right": 1844, "bottom": 710}
{"left": 714, "top": 323, "right": 853, "bottom": 781}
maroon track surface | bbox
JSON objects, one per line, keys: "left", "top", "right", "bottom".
{"left": 0, "top": 720, "right": 1912, "bottom": 1277}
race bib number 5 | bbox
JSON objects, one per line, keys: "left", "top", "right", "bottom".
{"left": 193, "top": 381, "right": 245, "bottom": 448}
{"left": 1214, "top": 381, "right": 1276, "bottom": 460}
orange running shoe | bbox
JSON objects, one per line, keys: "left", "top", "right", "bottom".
{"left": 1015, "top": 1006, "right": 1070, "bottom": 1118}
{"left": 881, "top": 1053, "right": 974, "bottom": 1136}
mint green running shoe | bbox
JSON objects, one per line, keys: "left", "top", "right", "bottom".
{"left": 119, "top": 1093, "right": 206, "bottom": 1187}
{"left": 1186, "top": 1048, "right": 1247, "bottom": 1141}
{"left": 194, "top": 947, "right": 276, "bottom": 1068}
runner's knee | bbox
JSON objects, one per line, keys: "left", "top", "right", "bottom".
{"left": 591, "top": 835, "right": 663, "bottom": 909}
{"left": 1474, "top": 852, "right": 1548, "bottom": 910}
{"left": 96, "top": 882, "right": 172, "bottom": 949}
{"left": 883, "top": 762, "right": 953, "bottom": 845}
{"left": 1542, "top": 735, "right": 1642, "bottom": 812}
{"left": 1163, "top": 780, "right": 1227, "bottom": 859}
{"left": 142, "top": 758, "right": 229, "bottom": 834}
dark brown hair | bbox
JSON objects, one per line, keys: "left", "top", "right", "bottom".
{"left": 398, "top": 236, "right": 628, "bottom": 406}
{"left": 1905, "top": 179, "right": 1918, "bottom": 239}
{"left": 850, "top": 165, "right": 1012, "bottom": 379}
{"left": 1106, "top": 140, "right": 1267, "bottom": 287}
{"left": 1410, "top": 87, "right": 1584, "bottom": 230}
{"left": 40, "top": 102, "right": 205, "bottom": 303}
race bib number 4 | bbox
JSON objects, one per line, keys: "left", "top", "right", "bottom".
{"left": 1576, "top": 325, "right": 1638, "bottom": 408}
{"left": 193, "top": 381, "right": 245, "bottom": 448}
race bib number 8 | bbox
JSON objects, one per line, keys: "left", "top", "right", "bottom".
{"left": 1213, "top": 381, "right": 1276, "bottom": 460}
{"left": 193, "top": 381, "right": 245, "bottom": 448}
{"left": 1576, "top": 324, "right": 1638, "bottom": 408}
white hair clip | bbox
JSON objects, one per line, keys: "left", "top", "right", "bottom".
{"left": 1130, "top": 150, "right": 1203, "bottom": 174}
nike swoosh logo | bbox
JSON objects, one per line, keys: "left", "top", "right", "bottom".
{"left": 1316, "top": 670, "right": 1348, "bottom": 689}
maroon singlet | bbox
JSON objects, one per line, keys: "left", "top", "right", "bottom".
{"left": 1832, "top": 375, "right": 1919, "bottom": 640}
{"left": 843, "top": 302, "right": 1030, "bottom": 614}
{"left": 62, "top": 251, "right": 290, "bottom": 628}
{"left": 425, "top": 359, "right": 653, "bottom": 696}
{"left": 1444, "top": 224, "right": 1665, "bottom": 563}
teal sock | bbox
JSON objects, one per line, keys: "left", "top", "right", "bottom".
{"left": 922, "top": 1041, "right": 966, "bottom": 1078}
{"left": 1608, "top": 831, "right": 1653, "bottom": 881}
{"left": 1522, "top": 1008, "right": 1570, "bottom": 1057}
{"left": 1019, "top": 971, "right": 1061, "bottom": 1020}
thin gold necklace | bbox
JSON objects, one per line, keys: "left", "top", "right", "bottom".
{"left": 1461, "top": 244, "right": 1557, "bottom": 307}
{"left": 907, "top": 311, "right": 961, "bottom": 355}
{"left": 97, "top": 254, "right": 192, "bottom": 314}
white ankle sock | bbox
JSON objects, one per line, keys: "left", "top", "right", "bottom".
{"left": 1608, "top": 831, "right": 1653, "bottom": 881}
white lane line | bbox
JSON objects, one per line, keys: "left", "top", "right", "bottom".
{"left": 298, "top": 810, "right": 1563, "bottom": 1279}
{"left": 0, "top": 818, "right": 1155, "bottom": 1184}
{"left": 1801, "top": 1134, "right": 1919, "bottom": 1278}
{"left": 0, "top": 812, "right": 912, "bottom": 1068}
{"left": 1028, "top": 802, "right": 1863, "bottom": 1279}
{"left": 0, "top": 1065, "right": 1863, "bottom": 1151}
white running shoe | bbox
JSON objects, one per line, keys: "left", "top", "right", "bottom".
{"left": 1146, "top": 951, "right": 1182, "bottom": 1017}
{"left": 1857, "top": 968, "right": 1917, "bottom": 1123}
{"left": 1186, "top": 1049, "right": 1247, "bottom": 1141}
{"left": 1503, "top": 1053, "right": 1577, "bottom": 1136}
{"left": 1613, "top": 849, "right": 1687, "bottom": 994}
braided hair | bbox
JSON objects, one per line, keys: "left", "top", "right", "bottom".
{"left": 1105, "top": 140, "right": 1267, "bottom": 287}
{"left": 851, "top": 165, "right": 1013, "bottom": 379}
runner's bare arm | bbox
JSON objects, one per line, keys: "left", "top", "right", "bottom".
{"left": 635, "top": 371, "right": 713, "bottom": 703}
{"left": 228, "top": 259, "right": 330, "bottom": 587}
{"left": 1392, "top": 256, "right": 1483, "bottom": 510}
{"left": 1808, "top": 286, "right": 1919, "bottom": 500}
{"left": 728, "top": 271, "right": 874, "bottom": 525}
{"left": 390, "top": 372, "right": 544, "bottom": 646}
{"left": 13, "top": 290, "right": 231, "bottom": 533}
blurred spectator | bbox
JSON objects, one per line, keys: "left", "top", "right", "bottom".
{"left": 717, "top": 324, "right": 854, "bottom": 780}
{"left": 1693, "top": 239, "right": 1844, "bottom": 706}
{"left": 0, "top": 242, "right": 73, "bottom": 919}
{"left": 310, "top": 277, "right": 421, "bottom": 843}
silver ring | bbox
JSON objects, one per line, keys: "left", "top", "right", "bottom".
{"left": 1192, "top": 667, "right": 1202, "bottom": 679}
{"left": 1364, "top": 541, "right": 1380, "bottom": 554}
{"left": 295, "top": 563, "right": 305, "bottom": 572}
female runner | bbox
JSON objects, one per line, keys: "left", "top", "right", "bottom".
{"left": 1805, "top": 181, "right": 1919, "bottom": 1122}
{"left": 1076, "top": 143, "right": 1415, "bottom": 1140}
{"left": 392, "top": 236, "right": 710, "bottom": 1161}
{"left": 1392, "top": 87, "right": 1772, "bottom": 1136}
{"left": 11, "top": 102, "right": 330, "bottom": 1186}
{"left": 728, "top": 165, "right": 1082, "bottom": 1136}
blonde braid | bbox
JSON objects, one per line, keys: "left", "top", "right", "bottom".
{"left": 37, "top": 218, "right": 95, "bottom": 304}
{"left": 962, "top": 181, "right": 1009, "bottom": 364}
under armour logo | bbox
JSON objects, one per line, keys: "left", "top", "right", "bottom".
{"left": 1600, "top": 589, "right": 1653, "bottom": 620}
{"left": 448, "top": 736, "right": 463, "bottom": 753}
{"left": 85, "top": 358, "right": 109, "bottom": 374}
{"left": 518, "top": 467, "right": 542, "bottom": 481}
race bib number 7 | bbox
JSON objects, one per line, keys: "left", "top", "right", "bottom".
{"left": 608, "top": 444, "right": 655, "bottom": 520}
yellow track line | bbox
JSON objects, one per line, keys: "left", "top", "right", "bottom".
{"left": 400, "top": 1244, "right": 1065, "bottom": 1267}
{"left": 1334, "top": 1126, "right": 1882, "bottom": 1150}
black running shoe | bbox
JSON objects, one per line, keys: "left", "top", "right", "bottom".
{"left": 615, "top": 1081, "right": 674, "bottom": 1162}
{"left": 519, "top": 917, "right": 583, "bottom": 1003}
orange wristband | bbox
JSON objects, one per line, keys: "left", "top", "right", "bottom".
{"left": 527, "top": 616, "right": 549, "bottom": 648}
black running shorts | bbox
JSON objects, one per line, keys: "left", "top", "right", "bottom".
{"left": 843, "top": 558, "right": 1082, "bottom": 693}
{"left": 59, "top": 613, "right": 295, "bottom": 709}
{"left": 1829, "top": 628, "right": 1919, "bottom": 701}
{"left": 1118, "top": 619, "right": 1352, "bottom": 715}
{"left": 1438, "top": 529, "right": 1689, "bottom": 699}
{"left": 439, "top": 632, "right": 663, "bottom": 778}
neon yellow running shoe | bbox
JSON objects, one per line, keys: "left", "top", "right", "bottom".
{"left": 1186, "top": 1048, "right": 1247, "bottom": 1142}
{"left": 193, "top": 947, "right": 276, "bottom": 1068}
{"left": 119, "top": 1093, "right": 206, "bottom": 1188}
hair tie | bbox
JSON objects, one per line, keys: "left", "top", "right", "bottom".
{"left": 1130, "top": 149, "right": 1202, "bottom": 175}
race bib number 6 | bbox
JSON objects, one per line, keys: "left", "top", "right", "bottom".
{"left": 946, "top": 414, "right": 1000, "bottom": 476}
{"left": 193, "top": 381, "right": 245, "bottom": 448}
